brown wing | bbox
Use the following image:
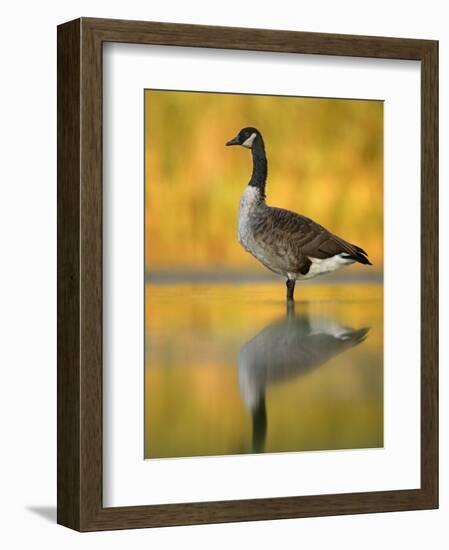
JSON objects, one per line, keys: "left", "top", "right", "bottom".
{"left": 261, "top": 207, "right": 372, "bottom": 266}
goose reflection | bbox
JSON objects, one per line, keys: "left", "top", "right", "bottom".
{"left": 238, "top": 303, "right": 369, "bottom": 453}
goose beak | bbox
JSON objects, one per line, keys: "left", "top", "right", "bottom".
{"left": 226, "top": 136, "right": 240, "bottom": 146}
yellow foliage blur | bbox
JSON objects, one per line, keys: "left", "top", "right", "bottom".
{"left": 145, "top": 90, "right": 383, "bottom": 273}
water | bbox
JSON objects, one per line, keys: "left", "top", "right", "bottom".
{"left": 145, "top": 283, "right": 383, "bottom": 459}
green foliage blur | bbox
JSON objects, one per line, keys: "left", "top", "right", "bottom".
{"left": 145, "top": 90, "right": 383, "bottom": 272}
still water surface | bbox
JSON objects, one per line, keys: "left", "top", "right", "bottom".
{"left": 145, "top": 283, "right": 383, "bottom": 459}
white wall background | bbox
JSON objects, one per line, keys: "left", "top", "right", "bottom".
{"left": 0, "top": 1, "right": 446, "bottom": 548}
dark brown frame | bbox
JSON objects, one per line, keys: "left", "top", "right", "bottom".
{"left": 57, "top": 17, "right": 438, "bottom": 532}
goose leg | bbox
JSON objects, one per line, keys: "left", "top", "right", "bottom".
{"left": 286, "top": 298, "right": 295, "bottom": 318}
{"left": 286, "top": 279, "right": 296, "bottom": 302}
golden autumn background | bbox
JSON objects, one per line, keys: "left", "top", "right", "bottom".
{"left": 145, "top": 90, "right": 383, "bottom": 275}
{"left": 144, "top": 90, "right": 383, "bottom": 459}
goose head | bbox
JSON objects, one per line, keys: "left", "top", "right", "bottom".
{"left": 226, "top": 127, "right": 262, "bottom": 149}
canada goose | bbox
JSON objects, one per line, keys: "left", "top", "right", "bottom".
{"left": 238, "top": 302, "right": 369, "bottom": 452}
{"left": 226, "top": 127, "right": 372, "bottom": 301}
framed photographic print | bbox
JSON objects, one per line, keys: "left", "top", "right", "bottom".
{"left": 57, "top": 17, "right": 438, "bottom": 531}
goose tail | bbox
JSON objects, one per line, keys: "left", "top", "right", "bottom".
{"left": 341, "top": 244, "right": 372, "bottom": 265}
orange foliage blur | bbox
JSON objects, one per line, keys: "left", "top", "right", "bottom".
{"left": 145, "top": 90, "right": 383, "bottom": 273}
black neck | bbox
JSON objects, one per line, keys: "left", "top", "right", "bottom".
{"left": 252, "top": 395, "right": 267, "bottom": 453}
{"left": 249, "top": 136, "right": 267, "bottom": 199}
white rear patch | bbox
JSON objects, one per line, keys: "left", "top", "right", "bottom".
{"left": 242, "top": 132, "right": 257, "bottom": 148}
{"left": 299, "top": 254, "right": 355, "bottom": 280}
{"left": 308, "top": 316, "right": 353, "bottom": 339}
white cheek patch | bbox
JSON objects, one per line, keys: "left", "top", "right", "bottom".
{"left": 242, "top": 132, "right": 257, "bottom": 148}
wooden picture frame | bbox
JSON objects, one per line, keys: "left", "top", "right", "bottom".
{"left": 57, "top": 17, "right": 438, "bottom": 531}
